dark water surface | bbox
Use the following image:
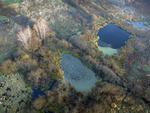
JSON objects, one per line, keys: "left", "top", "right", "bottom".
{"left": 98, "top": 24, "right": 131, "bottom": 49}
{"left": 32, "top": 88, "right": 46, "bottom": 100}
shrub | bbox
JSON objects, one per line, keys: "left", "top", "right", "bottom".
{"left": 0, "top": 59, "right": 18, "bottom": 74}
{"left": 0, "top": 73, "right": 32, "bottom": 113}
{"left": 28, "top": 68, "right": 48, "bottom": 87}
{"left": 33, "top": 96, "right": 47, "bottom": 110}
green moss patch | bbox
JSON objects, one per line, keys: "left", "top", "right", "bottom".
{"left": 2, "top": 0, "right": 22, "bottom": 4}
{"left": 0, "top": 16, "right": 9, "bottom": 22}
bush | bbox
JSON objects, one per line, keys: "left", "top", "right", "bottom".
{"left": 0, "top": 60, "right": 18, "bottom": 74}
{"left": 33, "top": 96, "right": 47, "bottom": 110}
{"left": 0, "top": 73, "right": 32, "bottom": 113}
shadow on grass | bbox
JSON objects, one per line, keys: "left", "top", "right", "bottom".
{"left": 0, "top": 1, "right": 34, "bottom": 27}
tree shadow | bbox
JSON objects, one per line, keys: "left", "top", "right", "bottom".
{"left": 0, "top": 2, "right": 34, "bottom": 27}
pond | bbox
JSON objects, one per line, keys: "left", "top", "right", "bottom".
{"left": 32, "top": 88, "right": 46, "bottom": 100}
{"left": 98, "top": 24, "right": 131, "bottom": 55}
{"left": 61, "top": 54, "right": 97, "bottom": 92}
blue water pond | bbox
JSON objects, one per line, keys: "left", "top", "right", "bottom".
{"left": 98, "top": 24, "right": 131, "bottom": 49}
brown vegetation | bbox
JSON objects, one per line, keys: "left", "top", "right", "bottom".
{"left": 0, "top": 18, "right": 64, "bottom": 88}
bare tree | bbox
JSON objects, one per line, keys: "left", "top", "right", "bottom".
{"left": 17, "top": 26, "right": 32, "bottom": 49}
{"left": 17, "top": 18, "right": 52, "bottom": 50}
{"left": 33, "top": 18, "right": 50, "bottom": 40}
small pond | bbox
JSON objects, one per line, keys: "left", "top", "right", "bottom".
{"left": 61, "top": 54, "right": 97, "bottom": 92}
{"left": 98, "top": 24, "right": 131, "bottom": 55}
{"left": 32, "top": 88, "right": 46, "bottom": 100}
